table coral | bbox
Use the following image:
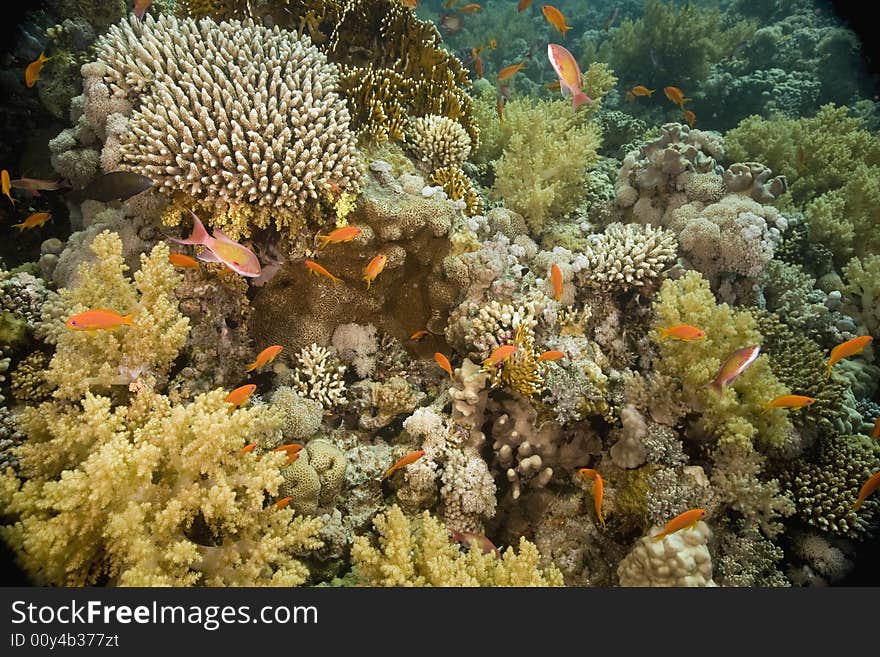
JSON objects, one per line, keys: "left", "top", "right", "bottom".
{"left": 0, "top": 388, "right": 322, "bottom": 586}
{"left": 73, "top": 14, "right": 362, "bottom": 238}
{"left": 350, "top": 505, "right": 563, "bottom": 586}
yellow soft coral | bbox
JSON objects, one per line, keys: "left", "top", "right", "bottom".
{"left": 351, "top": 505, "right": 563, "bottom": 586}
{"left": 39, "top": 231, "right": 189, "bottom": 401}
{"left": 652, "top": 271, "right": 792, "bottom": 451}
{"left": 1, "top": 389, "right": 322, "bottom": 586}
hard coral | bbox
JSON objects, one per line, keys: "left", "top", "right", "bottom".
{"left": 406, "top": 115, "right": 472, "bottom": 173}
{"left": 86, "top": 14, "right": 362, "bottom": 238}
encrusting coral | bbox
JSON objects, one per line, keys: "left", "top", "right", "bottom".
{"left": 350, "top": 505, "right": 563, "bottom": 586}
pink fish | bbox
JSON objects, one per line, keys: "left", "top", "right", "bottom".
{"left": 708, "top": 345, "right": 761, "bottom": 394}
{"left": 171, "top": 212, "right": 261, "bottom": 278}
{"left": 547, "top": 43, "right": 592, "bottom": 110}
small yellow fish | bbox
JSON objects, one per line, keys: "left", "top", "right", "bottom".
{"left": 578, "top": 468, "right": 605, "bottom": 530}
{"left": 363, "top": 254, "right": 387, "bottom": 289}
{"left": 497, "top": 63, "right": 526, "bottom": 81}
{"left": 827, "top": 336, "right": 873, "bottom": 378}
{"left": 245, "top": 345, "right": 283, "bottom": 372}
{"left": 382, "top": 450, "right": 426, "bottom": 480}
{"left": 316, "top": 225, "right": 361, "bottom": 249}
{"left": 851, "top": 471, "right": 880, "bottom": 511}
{"left": 304, "top": 259, "right": 342, "bottom": 284}
{"left": 66, "top": 309, "right": 137, "bottom": 331}
{"left": 11, "top": 212, "right": 51, "bottom": 231}
{"left": 25, "top": 52, "right": 50, "bottom": 88}
{"left": 168, "top": 253, "right": 200, "bottom": 269}
{"left": 652, "top": 508, "right": 706, "bottom": 541}
{"left": 664, "top": 86, "right": 689, "bottom": 107}
{"left": 1, "top": 169, "right": 14, "bottom": 206}
{"left": 550, "top": 263, "right": 563, "bottom": 301}
{"left": 484, "top": 344, "right": 517, "bottom": 367}
{"left": 630, "top": 85, "right": 655, "bottom": 97}
{"left": 762, "top": 394, "right": 815, "bottom": 413}
{"left": 657, "top": 324, "right": 705, "bottom": 341}
{"left": 225, "top": 384, "right": 257, "bottom": 408}
{"left": 488, "top": 38, "right": 497, "bottom": 49}
{"left": 434, "top": 352, "right": 454, "bottom": 380}
{"left": 542, "top": 5, "right": 571, "bottom": 38}
{"left": 537, "top": 350, "right": 564, "bottom": 362}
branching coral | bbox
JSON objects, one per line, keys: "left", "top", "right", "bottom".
{"left": 290, "top": 344, "right": 347, "bottom": 410}
{"left": 350, "top": 505, "right": 563, "bottom": 586}
{"left": 842, "top": 255, "right": 880, "bottom": 336}
{"left": 1, "top": 388, "right": 322, "bottom": 586}
{"left": 82, "top": 14, "right": 362, "bottom": 238}
{"left": 406, "top": 115, "right": 471, "bottom": 173}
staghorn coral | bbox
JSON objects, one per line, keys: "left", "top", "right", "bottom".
{"left": 575, "top": 222, "right": 677, "bottom": 294}
{"left": 781, "top": 434, "right": 880, "bottom": 540}
{"left": 37, "top": 231, "right": 189, "bottom": 401}
{"left": 290, "top": 344, "right": 347, "bottom": 410}
{"left": 0, "top": 388, "right": 322, "bottom": 586}
{"left": 279, "top": 439, "right": 347, "bottom": 516}
{"left": 617, "top": 521, "right": 717, "bottom": 587}
{"left": 406, "top": 115, "right": 471, "bottom": 173}
{"left": 350, "top": 505, "right": 563, "bottom": 586}
{"left": 82, "top": 14, "right": 362, "bottom": 238}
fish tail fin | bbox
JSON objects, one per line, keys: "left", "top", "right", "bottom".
{"left": 173, "top": 212, "right": 209, "bottom": 246}
{"left": 364, "top": 277, "right": 371, "bottom": 290}
{"left": 572, "top": 90, "right": 592, "bottom": 110}
{"left": 652, "top": 532, "right": 665, "bottom": 542}
{"left": 12, "top": 223, "right": 25, "bottom": 231}
{"left": 316, "top": 234, "right": 329, "bottom": 249}
{"left": 245, "top": 362, "right": 258, "bottom": 373}
{"left": 707, "top": 379, "right": 723, "bottom": 396}
{"left": 122, "top": 312, "right": 140, "bottom": 328}
{"left": 648, "top": 89, "right": 656, "bottom": 96}
{"left": 852, "top": 499, "right": 863, "bottom": 512}
{"left": 657, "top": 327, "right": 669, "bottom": 341}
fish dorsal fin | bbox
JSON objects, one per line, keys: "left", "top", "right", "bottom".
{"left": 212, "top": 228, "right": 239, "bottom": 245}
{"left": 197, "top": 249, "right": 220, "bottom": 263}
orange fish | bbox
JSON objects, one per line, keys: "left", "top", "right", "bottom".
{"left": 578, "top": 468, "right": 605, "bottom": 530}
{"left": 652, "top": 508, "right": 707, "bottom": 541}
{"left": 664, "top": 86, "right": 689, "bottom": 107}
{"left": 25, "top": 52, "right": 50, "bottom": 88}
{"left": 363, "top": 254, "right": 387, "bottom": 289}
{"left": 66, "top": 309, "right": 137, "bottom": 331}
{"left": 241, "top": 443, "right": 257, "bottom": 455}
{"left": 444, "top": 0, "right": 459, "bottom": 6}
{"left": 168, "top": 253, "right": 200, "bottom": 269}
{"left": 683, "top": 109, "right": 696, "bottom": 127}
{"left": 472, "top": 47, "right": 483, "bottom": 79}
{"left": 872, "top": 416, "right": 880, "bottom": 440}
{"left": 762, "top": 394, "right": 815, "bottom": 413}
{"left": 459, "top": 3, "right": 482, "bottom": 13}
{"left": 304, "top": 259, "right": 342, "bottom": 284}
{"left": 382, "top": 450, "right": 426, "bottom": 480}
{"left": 497, "top": 63, "right": 526, "bottom": 81}
{"left": 497, "top": 95, "right": 504, "bottom": 122}
{"left": 550, "top": 263, "right": 563, "bottom": 301}
{"left": 451, "top": 530, "right": 501, "bottom": 558}
{"left": 274, "top": 497, "right": 293, "bottom": 510}
{"left": 225, "top": 384, "right": 257, "bottom": 408}
{"left": 410, "top": 329, "right": 430, "bottom": 341}
{"left": 316, "top": 225, "right": 361, "bottom": 249}
{"left": 11, "top": 212, "right": 51, "bottom": 231}
{"left": 518, "top": 0, "right": 532, "bottom": 11}
{"left": 542, "top": 5, "right": 571, "bottom": 38}
{"left": 630, "top": 85, "right": 655, "bottom": 97}
{"left": 2, "top": 169, "right": 13, "bottom": 206}
{"left": 133, "top": 0, "right": 153, "bottom": 19}
{"left": 852, "top": 471, "right": 880, "bottom": 511}
{"left": 708, "top": 345, "right": 760, "bottom": 394}
{"left": 827, "top": 336, "right": 873, "bottom": 378}
{"left": 484, "top": 344, "right": 517, "bottom": 367}
{"left": 547, "top": 44, "right": 591, "bottom": 110}
{"left": 273, "top": 443, "right": 303, "bottom": 465}
{"left": 434, "top": 352, "right": 455, "bottom": 380}
{"left": 537, "top": 350, "right": 564, "bottom": 362}
{"left": 246, "top": 345, "right": 283, "bottom": 372}
{"left": 657, "top": 324, "right": 705, "bottom": 341}
{"left": 488, "top": 39, "right": 497, "bottom": 49}
{"left": 172, "top": 213, "right": 261, "bottom": 277}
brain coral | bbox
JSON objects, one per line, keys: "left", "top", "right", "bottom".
{"left": 87, "top": 14, "right": 362, "bottom": 238}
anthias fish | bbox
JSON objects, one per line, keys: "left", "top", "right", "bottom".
{"left": 168, "top": 253, "right": 200, "bottom": 269}
{"left": 305, "top": 259, "right": 342, "bottom": 284}
{"left": 542, "top": 5, "right": 571, "bottom": 37}
{"left": 410, "top": 329, "right": 430, "bottom": 341}
{"left": 12, "top": 212, "right": 51, "bottom": 231}
{"left": 225, "top": 384, "right": 257, "bottom": 408}
{"left": 872, "top": 416, "right": 879, "bottom": 440}
{"left": 762, "top": 394, "right": 815, "bottom": 413}
{"left": 381, "top": 450, "right": 426, "bottom": 480}
{"left": 484, "top": 344, "right": 517, "bottom": 367}
{"left": 683, "top": 109, "right": 696, "bottom": 127}
{"left": 497, "top": 63, "right": 526, "bottom": 81}
{"left": 316, "top": 225, "right": 361, "bottom": 249}
{"left": 2, "top": 169, "right": 14, "bottom": 205}
{"left": 435, "top": 352, "right": 455, "bottom": 380}
{"left": 550, "top": 262, "right": 563, "bottom": 300}
{"left": 537, "top": 350, "right": 565, "bottom": 362}
{"left": 246, "top": 345, "right": 283, "bottom": 372}
{"left": 66, "top": 309, "right": 137, "bottom": 331}
{"left": 173, "top": 213, "right": 261, "bottom": 278}
{"left": 657, "top": 324, "right": 705, "bottom": 341}
{"left": 363, "top": 254, "right": 387, "bottom": 289}
{"left": 852, "top": 471, "right": 880, "bottom": 512}
{"left": 11, "top": 177, "right": 62, "bottom": 192}
{"left": 664, "top": 86, "right": 689, "bottom": 106}
{"left": 652, "top": 508, "right": 706, "bottom": 541}
{"left": 451, "top": 530, "right": 501, "bottom": 558}
{"left": 547, "top": 44, "right": 592, "bottom": 110}
{"left": 827, "top": 336, "right": 873, "bottom": 378}
{"left": 630, "top": 85, "right": 655, "bottom": 97}
{"left": 708, "top": 345, "right": 760, "bottom": 394}
{"left": 25, "top": 52, "right": 50, "bottom": 88}
{"left": 274, "top": 497, "right": 293, "bottom": 510}
{"left": 578, "top": 468, "right": 605, "bottom": 530}
{"left": 518, "top": 0, "right": 532, "bottom": 11}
